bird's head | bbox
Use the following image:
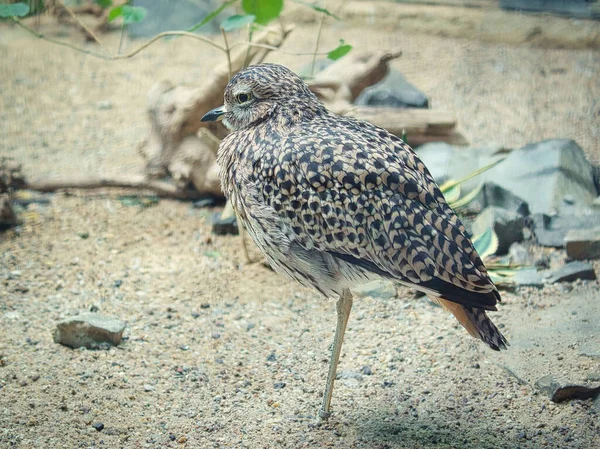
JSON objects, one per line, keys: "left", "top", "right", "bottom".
{"left": 201, "top": 63, "right": 322, "bottom": 131}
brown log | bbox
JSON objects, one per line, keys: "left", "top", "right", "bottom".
{"left": 345, "top": 107, "right": 469, "bottom": 146}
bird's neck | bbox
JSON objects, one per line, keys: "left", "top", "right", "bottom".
{"left": 275, "top": 101, "right": 326, "bottom": 131}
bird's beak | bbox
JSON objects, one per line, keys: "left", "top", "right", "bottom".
{"left": 201, "top": 105, "right": 226, "bottom": 122}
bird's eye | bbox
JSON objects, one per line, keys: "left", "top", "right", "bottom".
{"left": 236, "top": 92, "right": 252, "bottom": 104}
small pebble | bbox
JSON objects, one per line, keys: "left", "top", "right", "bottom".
{"left": 360, "top": 365, "right": 373, "bottom": 375}
{"left": 266, "top": 352, "right": 277, "bottom": 362}
{"left": 274, "top": 382, "right": 286, "bottom": 390}
{"left": 92, "top": 422, "right": 104, "bottom": 432}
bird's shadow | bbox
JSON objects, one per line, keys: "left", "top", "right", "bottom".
{"left": 343, "top": 406, "right": 506, "bottom": 449}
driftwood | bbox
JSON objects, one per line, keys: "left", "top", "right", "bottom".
{"left": 138, "top": 24, "right": 294, "bottom": 191}
{"left": 24, "top": 175, "right": 209, "bottom": 200}
{"left": 309, "top": 51, "right": 402, "bottom": 108}
{"left": 346, "top": 107, "right": 468, "bottom": 146}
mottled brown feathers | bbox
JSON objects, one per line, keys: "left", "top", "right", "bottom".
{"left": 216, "top": 63, "right": 507, "bottom": 350}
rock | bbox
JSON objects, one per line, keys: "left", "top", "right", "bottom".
{"left": 513, "top": 268, "right": 544, "bottom": 288}
{"left": 508, "top": 242, "right": 533, "bottom": 266}
{"left": 535, "top": 375, "right": 560, "bottom": 398}
{"left": 354, "top": 69, "right": 429, "bottom": 109}
{"left": 532, "top": 212, "right": 600, "bottom": 247}
{"left": 127, "top": 0, "right": 229, "bottom": 38}
{"left": 96, "top": 100, "right": 112, "bottom": 110}
{"left": 564, "top": 227, "right": 600, "bottom": 260}
{"left": 479, "top": 182, "right": 530, "bottom": 217}
{"left": 545, "top": 261, "right": 596, "bottom": 284}
{"left": 53, "top": 313, "right": 126, "bottom": 350}
{"left": 352, "top": 280, "right": 396, "bottom": 300}
{"left": 92, "top": 422, "right": 104, "bottom": 432}
{"left": 336, "top": 370, "right": 363, "bottom": 388}
{"left": 500, "top": 0, "right": 600, "bottom": 19}
{"left": 415, "top": 143, "right": 494, "bottom": 188}
{"left": 211, "top": 213, "right": 238, "bottom": 236}
{"left": 0, "top": 194, "right": 18, "bottom": 230}
{"left": 417, "top": 140, "right": 598, "bottom": 217}
{"left": 551, "top": 385, "right": 600, "bottom": 403}
{"left": 471, "top": 206, "right": 526, "bottom": 254}
{"left": 483, "top": 140, "right": 597, "bottom": 216}
{"left": 535, "top": 375, "right": 600, "bottom": 403}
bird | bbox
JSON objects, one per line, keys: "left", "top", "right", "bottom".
{"left": 201, "top": 63, "right": 508, "bottom": 420}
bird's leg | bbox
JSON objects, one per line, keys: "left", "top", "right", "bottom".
{"left": 318, "top": 287, "right": 353, "bottom": 421}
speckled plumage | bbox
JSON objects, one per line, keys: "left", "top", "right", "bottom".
{"left": 208, "top": 63, "right": 507, "bottom": 352}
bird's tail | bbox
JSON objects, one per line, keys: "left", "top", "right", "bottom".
{"left": 428, "top": 295, "right": 508, "bottom": 351}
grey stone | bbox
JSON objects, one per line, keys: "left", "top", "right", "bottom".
{"left": 545, "top": 261, "right": 596, "bottom": 284}
{"left": 564, "top": 227, "right": 600, "bottom": 260}
{"left": 211, "top": 213, "right": 238, "bottom": 236}
{"left": 416, "top": 140, "right": 598, "bottom": 218}
{"left": 127, "top": 0, "right": 229, "bottom": 38}
{"left": 535, "top": 375, "right": 600, "bottom": 403}
{"left": 0, "top": 194, "right": 18, "bottom": 230}
{"left": 352, "top": 280, "right": 396, "bottom": 300}
{"left": 513, "top": 268, "right": 544, "bottom": 288}
{"left": 535, "top": 375, "right": 560, "bottom": 398}
{"left": 508, "top": 242, "right": 533, "bottom": 266}
{"left": 471, "top": 206, "right": 526, "bottom": 254}
{"left": 483, "top": 140, "right": 598, "bottom": 216}
{"left": 53, "top": 313, "right": 126, "bottom": 349}
{"left": 415, "top": 143, "right": 500, "bottom": 189}
{"left": 532, "top": 212, "right": 600, "bottom": 247}
{"left": 500, "top": 0, "right": 600, "bottom": 19}
{"left": 479, "top": 183, "right": 530, "bottom": 217}
{"left": 354, "top": 69, "right": 429, "bottom": 109}
{"left": 336, "top": 370, "right": 363, "bottom": 388}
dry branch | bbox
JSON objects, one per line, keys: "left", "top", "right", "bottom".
{"left": 24, "top": 175, "right": 210, "bottom": 200}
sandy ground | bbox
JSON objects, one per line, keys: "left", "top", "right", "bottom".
{"left": 1, "top": 5, "right": 600, "bottom": 449}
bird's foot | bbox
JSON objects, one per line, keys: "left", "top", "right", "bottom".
{"left": 317, "top": 409, "right": 331, "bottom": 424}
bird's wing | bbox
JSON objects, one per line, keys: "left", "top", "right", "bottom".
{"left": 256, "top": 116, "right": 500, "bottom": 311}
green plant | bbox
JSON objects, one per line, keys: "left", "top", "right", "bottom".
{"left": 2, "top": 1, "right": 352, "bottom": 72}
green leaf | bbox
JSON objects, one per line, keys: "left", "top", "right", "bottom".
{"left": 327, "top": 40, "right": 352, "bottom": 61}
{"left": 204, "top": 250, "right": 221, "bottom": 259}
{"left": 188, "top": 0, "right": 237, "bottom": 32}
{"left": 109, "top": 5, "right": 146, "bottom": 24}
{"left": 121, "top": 5, "right": 146, "bottom": 24}
{"left": 95, "top": 0, "right": 112, "bottom": 8}
{"left": 221, "top": 14, "right": 255, "bottom": 32}
{"left": 0, "top": 2, "right": 30, "bottom": 18}
{"left": 108, "top": 5, "right": 123, "bottom": 21}
{"left": 439, "top": 157, "right": 506, "bottom": 193}
{"left": 472, "top": 228, "right": 499, "bottom": 260}
{"left": 442, "top": 184, "right": 461, "bottom": 204}
{"left": 450, "top": 180, "right": 484, "bottom": 210}
{"left": 292, "top": 0, "right": 341, "bottom": 20}
{"left": 118, "top": 195, "right": 159, "bottom": 208}
{"left": 242, "top": 0, "right": 283, "bottom": 25}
